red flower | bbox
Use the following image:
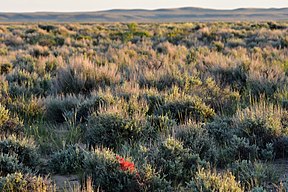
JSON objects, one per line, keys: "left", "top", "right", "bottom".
{"left": 116, "top": 156, "right": 136, "bottom": 173}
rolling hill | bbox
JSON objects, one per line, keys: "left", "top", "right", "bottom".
{"left": 0, "top": 7, "right": 287, "bottom": 22}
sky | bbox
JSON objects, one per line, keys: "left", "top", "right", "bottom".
{"left": 1, "top": 0, "right": 288, "bottom": 12}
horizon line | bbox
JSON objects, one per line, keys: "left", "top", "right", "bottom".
{"left": 0, "top": 6, "right": 287, "bottom": 13}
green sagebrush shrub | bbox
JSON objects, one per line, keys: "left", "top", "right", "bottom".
{"left": 83, "top": 148, "right": 141, "bottom": 192}
{"left": 0, "top": 116, "right": 23, "bottom": 136}
{"left": 149, "top": 137, "right": 205, "bottom": 185}
{"left": 206, "top": 118, "right": 260, "bottom": 166}
{"left": 76, "top": 94, "right": 113, "bottom": 122}
{"left": 12, "top": 55, "right": 36, "bottom": 73}
{"left": 85, "top": 113, "right": 146, "bottom": 149}
{"left": 157, "top": 96, "right": 215, "bottom": 124}
{"left": 207, "top": 101, "right": 287, "bottom": 164}
{"left": 26, "top": 34, "right": 57, "bottom": 47}
{"left": 0, "top": 172, "right": 55, "bottom": 192}
{"left": 44, "top": 59, "right": 58, "bottom": 74}
{"left": 139, "top": 73, "right": 181, "bottom": 91}
{"left": 247, "top": 73, "right": 284, "bottom": 98}
{"left": 273, "top": 86, "right": 288, "bottom": 110}
{"left": 0, "top": 104, "right": 9, "bottom": 128}
{"left": 0, "top": 153, "right": 19, "bottom": 176}
{"left": 0, "top": 153, "right": 32, "bottom": 177}
{"left": 137, "top": 164, "right": 173, "bottom": 192}
{"left": 38, "top": 24, "right": 57, "bottom": 32}
{"left": 0, "top": 63, "right": 13, "bottom": 75}
{"left": 205, "top": 117, "right": 275, "bottom": 167}
{"left": 49, "top": 145, "right": 86, "bottom": 174}
{"left": 6, "top": 69, "right": 52, "bottom": 98}
{"left": 200, "top": 78, "right": 240, "bottom": 115}
{"left": 83, "top": 148, "right": 170, "bottom": 192}
{"left": 206, "top": 117, "right": 236, "bottom": 146}
{"left": 0, "top": 104, "right": 23, "bottom": 135}
{"left": 0, "top": 47, "right": 8, "bottom": 56}
{"left": 147, "top": 115, "right": 176, "bottom": 134}
{"left": 4, "top": 35, "right": 24, "bottom": 47}
{"left": 0, "top": 135, "right": 39, "bottom": 169}
{"left": 233, "top": 102, "right": 286, "bottom": 149}
{"left": 54, "top": 57, "right": 119, "bottom": 94}
{"left": 44, "top": 95, "right": 81, "bottom": 123}
{"left": 0, "top": 77, "right": 9, "bottom": 97}
{"left": 186, "top": 168, "right": 243, "bottom": 192}
{"left": 175, "top": 124, "right": 218, "bottom": 164}
{"left": 29, "top": 45, "right": 50, "bottom": 58}
{"left": 218, "top": 135, "right": 259, "bottom": 166}
{"left": 142, "top": 93, "right": 164, "bottom": 116}
{"left": 250, "top": 187, "right": 267, "bottom": 192}
{"left": 8, "top": 96, "right": 44, "bottom": 123}
{"left": 230, "top": 160, "right": 277, "bottom": 190}
{"left": 45, "top": 94, "right": 113, "bottom": 123}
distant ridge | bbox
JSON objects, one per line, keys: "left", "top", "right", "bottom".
{"left": 0, "top": 7, "right": 287, "bottom": 22}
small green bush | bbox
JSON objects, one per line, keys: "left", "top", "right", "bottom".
{"left": 0, "top": 105, "right": 23, "bottom": 135}
{"left": 0, "top": 135, "right": 39, "bottom": 168}
{"left": 38, "top": 24, "right": 57, "bottom": 32}
{"left": 45, "top": 95, "right": 81, "bottom": 123}
{"left": 157, "top": 96, "right": 215, "bottom": 124}
{"left": 206, "top": 117, "right": 236, "bottom": 145}
{"left": 137, "top": 164, "right": 172, "bottom": 192}
{"left": 0, "top": 63, "right": 13, "bottom": 75}
{"left": 186, "top": 168, "right": 243, "bottom": 192}
{"left": 31, "top": 34, "right": 56, "bottom": 47}
{"left": 230, "top": 160, "right": 277, "bottom": 190}
{"left": 233, "top": 102, "right": 284, "bottom": 148}
{"left": 175, "top": 124, "right": 218, "bottom": 164}
{"left": 210, "top": 64, "right": 248, "bottom": 92}
{"left": 83, "top": 148, "right": 141, "bottom": 192}
{"left": 0, "top": 47, "right": 8, "bottom": 56}
{"left": 29, "top": 46, "right": 50, "bottom": 58}
{"left": 6, "top": 69, "right": 49, "bottom": 97}
{"left": 10, "top": 98, "right": 44, "bottom": 122}
{"left": 0, "top": 172, "right": 55, "bottom": 192}
{"left": 85, "top": 113, "right": 144, "bottom": 149}
{"left": 217, "top": 135, "right": 258, "bottom": 167}
{"left": 49, "top": 145, "right": 86, "bottom": 174}
{"left": 201, "top": 78, "right": 240, "bottom": 115}
{"left": 0, "top": 77, "right": 9, "bottom": 97}
{"left": 0, "top": 153, "right": 33, "bottom": 177}
{"left": 247, "top": 69, "right": 284, "bottom": 98}
{"left": 213, "top": 41, "right": 225, "bottom": 52}
{"left": 45, "top": 60, "right": 58, "bottom": 74}
{"left": 54, "top": 57, "right": 119, "bottom": 94}
{"left": 143, "top": 93, "right": 165, "bottom": 115}
{"left": 151, "top": 137, "right": 205, "bottom": 185}
{"left": 0, "top": 104, "right": 9, "bottom": 127}
{"left": 147, "top": 115, "right": 176, "bottom": 134}
{"left": 12, "top": 55, "right": 36, "bottom": 73}
{"left": 0, "top": 154, "right": 25, "bottom": 176}
{"left": 251, "top": 187, "right": 267, "bottom": 192}
{"left": 77, "top": 95, "right": 111, "bottom": 122}
{"left": 0, "top": 116, "right": 23, "bottom": 136}
{"left": 227, "top": 38, "right": 246, "bottom": 48}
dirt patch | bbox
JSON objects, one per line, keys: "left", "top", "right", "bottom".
{"left": 271, "top": 159, "right": 288, "bottom": 182}
{"left": 52, "top": 175, "right": 81, "bottom": 192}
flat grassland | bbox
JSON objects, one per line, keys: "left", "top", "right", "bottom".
{"left": 0, "top": 22, "right": 288, "bottom": 191}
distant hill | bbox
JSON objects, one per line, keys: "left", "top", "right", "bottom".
{"left": 0, "top": 7, "right": 287, "bottom": 22}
